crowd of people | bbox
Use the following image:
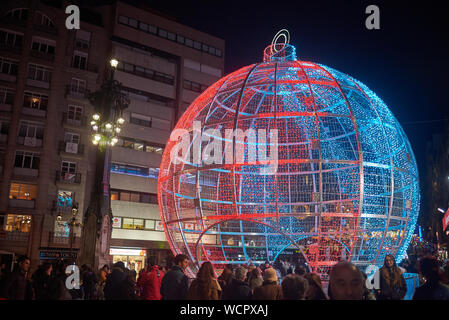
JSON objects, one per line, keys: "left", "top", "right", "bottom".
{"left": 0, "top": 253, "right": 449, "bottom": 300}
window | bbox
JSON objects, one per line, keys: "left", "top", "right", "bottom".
{"left": 5, "top": 8, "right": 29, "bottom": 21}
{"left": 14, "top": 151, "right": 40, "bottom": 169}
{"left": 70, "top": 78, "right": 86, "bottom": 94}
{"left": 167, "top": 32, "right": 176, "bottom": 41}
{"left": 0, "top": 87, "right": 15, "bottom": 104}
{"left": 215, "top": 49, "right": 222, "bottom": 57}
{"left": 185, "top": 38, "right": 193, "bottom": 47}
{"left": 64, "top": 132, "right": 80, "bottom": 144}
{"left": 4, "top": 214, "right": 32, "bottom": 233}
{"left": 61, "top": 161, "right": 76, "bottom": 174}
{"left": 0, "top": 57, "right": 19, "bottom": 76}
{"left": 117, "top": 61, "right": 174, "bottom": 85}
{"left": 128, "top": 18, "right": 138, "bottom": 28}
{"left": 23, "top": 92, "right": 48, "bottom": 110}
{"left": 145, "top": 145, "right": 164, "bottom": 154}
{"left": 72, "top": 52, "right": 87, "bottom": 70}
{"left": 28, "top": 64, "right": 51, "bottom": 82}
{"left": 148, "top": 25, "right": 157, "bottom": 34}
{"left": 31, "top": 38, "right": 55, "bottom": 55}
{"left": 67, "top": 105, "right": 83, "bottom": 121}
{"left": 130, "top": 113, "right": 152, "bottom": 128}
{"left": 118, "top": 15, "right": 128, "bottom": 25}
{"left": 122, "top": 218, "right": 144, "bottom": 230}
{"left": 139, "top": 22, "right": 148, "bottom": 32}
{"left": 57, "top": 190, "right": 73, "bottom": 208}
{"left": 35, "top": 12, "right": 55, "bottom": 28}
{"left": 194, "top": 41, "right": 201, "bottom": 50}
{"left": 9, "top": 183, "right": 37, "bottom": 200}
{"left": 0, "top": 29, "right": 23, "bottom": 48}
{"left": 0, "top": 120, "right": 9, "bottom": 135}
{"left": 75, "top": 38, "right": 89, "bottom": 49}
{"left": 111, "top": 190, "right": 119, "bottom": 201}
{"left": 18, "top": 121, "right": 44, "bottom": 139}
{"left": 158, "top": 28, "right": 168, "bottom": 38}
{"left": 184, "top": 79, "right": 205, "bottom": 93}
{"left": 202, "top": 44, "right": 209, "bottom": 52}
{"left": 110, "top": 189, "right": 158, "bottom": 204}
{"left": 177, "top": 35, "right": 185, "bottom": 44}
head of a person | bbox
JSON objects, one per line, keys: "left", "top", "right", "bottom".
{"left": 113, "top": 261, "right": 126, "bottom": 272}
{"left": 234, "top": 266, "right": 248, "bottom": 282}
{"left": 303, "top": 273, "right": 325, "bottom": 300}
{"left": 42, "top": 262, "right": 52, "bottom": 276}
{"left": 282, "top": 274, "right": 309, "bottom": 300}
{"left": 295, "top": 265, "right": 306, "bottom": 276}
{"left": 263, "top": 268, "right": 278, "bottom": 283}
{"left": 146, "top": 256, "right": 156, "bottom": 269}
{"left": 197, "top": 261, "right": 215, "bottom": 281}
{"left": 384, "top": 254, "right": 397, "bottom": 269}
{"left": 174, "top": 254, "right": 189, "bottom": 270}
{"left": 419, "top": 255, "right": 441, "bottom": 283}
{"left": 264, "top": 261, "right": 271, "bottom": 269}
{"left": 247, "top": 265, "right": 256, "bottom": 273}
{"left": 328, "top": 262, "right": 364, "bottom": 300}
{"left": 17, "top": 255, "right": 30, "bottom": 273}
{"left": 101, "top": 264, "right": 110, "bottom": 272}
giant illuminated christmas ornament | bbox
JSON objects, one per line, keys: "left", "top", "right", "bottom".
{"left": 158, "top": 30, "right": 420, "bottom": 278}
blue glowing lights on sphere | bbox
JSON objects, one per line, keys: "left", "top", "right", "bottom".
{"left": 158, "top": 42, "right": 420, "bottom": 278}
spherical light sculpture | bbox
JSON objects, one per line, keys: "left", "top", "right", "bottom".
{"left": 158, "top": 39, "right": 420, "bottom": 279}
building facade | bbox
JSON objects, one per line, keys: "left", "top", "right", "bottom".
{"left": 108, "top": 1, "right": 225, "bottom": 273}
{"left": 0, "top": 0, "right": 224, "bottom": 274}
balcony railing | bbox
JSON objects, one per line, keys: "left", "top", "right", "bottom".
{"left": 0, "top": 42, "right": 22, "bottom": 54}
{"left": 56, "top": 171, "right": 81, "bottom": 184}
{"left": 0, "top": 231, "right": 30, "bottom": 242}
{"left": 30, "top": 49, "right": 55, "bottom": 61}
{"left": 58, "top": 141, "right": 84, "bottom": 155}
{"left": 33, "top": 24, "right": 58, "bottom": 35}
{"left": 8, "top": 198, "right": 35, "bottom": 209}
{"left": 62, "top": 112, "right": 87, "bottom": 127}
{"left": 52, "top": 200, "right": 78, "bottom": 214}
{"left": 65, "top": 85, "right": 90, "bottom": 100}
{"left": 71, "top": 62, "right": 98, "bottom": 73}
{"left": 48, "top": 232, "right": 70, "bottom": 244}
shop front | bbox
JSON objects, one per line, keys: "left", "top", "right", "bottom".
{"left": 110, "top": 247, "right": 147, "bottom": 275}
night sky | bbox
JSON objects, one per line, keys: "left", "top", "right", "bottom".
{"left": 136, "top": 0, "right": 449, "bottom": 191}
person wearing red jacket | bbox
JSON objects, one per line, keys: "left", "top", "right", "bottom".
{"left": 138, "top": 260, "right": 165, "bottom": 300}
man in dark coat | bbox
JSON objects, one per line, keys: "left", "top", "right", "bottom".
{"left": 160, "top": 254, "right": 189, "bottom": 300}
{"left": 104, "top": 261, "right": 136, "bottom": 300}
{"left": 3, "top": 255, "right": 32, "bottom": 300}
{"left": 222, "top": 266, "right": 252, "bottom": 300}
{"left": 413, "top": 256, "right": 449, "bottom": 300}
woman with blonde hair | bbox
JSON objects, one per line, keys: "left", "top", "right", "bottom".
{"left": 187, "top": 262, "right": 221, "bottom": 300}
{"left": 377, "top": 254, "right": 407, "bottom": 300}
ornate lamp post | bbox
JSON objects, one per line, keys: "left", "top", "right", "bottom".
{"left": 78, "top": 58, "right": 129, "bottom": 269}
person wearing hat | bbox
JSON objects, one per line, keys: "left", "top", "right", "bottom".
{"left": 252, "top": 267, "right": 283, "bottom": 300}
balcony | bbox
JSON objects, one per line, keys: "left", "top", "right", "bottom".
{"left": 56, "top": 171, "right": 81, "bottom": 184}
{"left": 0, "top": 103, "right": 12, "bottom": 112}
{"left": 33, "top": 24, "right": 58, "bottom": 35}
{"left": 65, "top": 85, "right": 90, "bottom": 101}
{"left": 62, "top": 112, "right": 87, "bottom": 127}
{"left": 71, "top": 62, "right": 98, "bottom": 73}
{"left": 8, "top": 198, "right": 35, "bottom": 209}
{"left": 48, "top": 232, "right": 69, "bottom": 244}
{"left": 17, "top": 136, "right": 43, "bottom": 147}
{"left": 30, "top": 49, "right": 55, "bottom": 62}
{"left": 0, "top": 231, "right": 30, "bottom": 242}
{"left": 21, "top": 107, "right": 47, "bottom": 118}
{"left": 26, "top": 78, "right": 50, "bottom": 89}
{"left": 0, "top": 42, "right": 22, "bottom": 55}
{"left": 0, "top": 73, "right": 17, "bottom": 83}
{"left": 52, "top": 200, "right": 78, "bottom": 214}
{"left": 58, "top": 141, "right": 84, "bottom": 155}
{"left": 12, "top": 167, "right": 39, "bottom": 179}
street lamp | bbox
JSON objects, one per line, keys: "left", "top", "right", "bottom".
{"left": 80, "top": 57, "right": 129, "bottom": 269}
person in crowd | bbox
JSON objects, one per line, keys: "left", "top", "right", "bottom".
{"left": 138, "top": 257, "right": 165, "bottom": 300}
{"left": 99, "top": 264, "right": 110, "bottom": 284}
{"left": 260, "top": 261, "right": 271, "bottom": 274}
{"left": 295, "top": 265, "right": 307, "bottom": 277}
{"left": 81, "top": 264, "right": 98, "bottom": 300}
{"left": 187, "top": 261, "right": 221, "bottom": 300}
{"left": 413, "top": 255, "right": 449, "bottom": 300}
{"left": 32, "top": 262, "right": 53, "bottom": 300}
{"left": 217, "top": 264, "right": 233, "bottom": 293}
{"left": 328, "top": 261, "right": 364, "bottom": 300}
{"left": 0, "top": 262, "right": 10, "bottom": 299}
{"left": 252, "top": 268, "right": 283, "bottom": 300}
{"left": 222, "top": 266, "right": 252, "bottom": 300}
{"left": 281, "top": 274, "right": 309, "bottom": 300}
{"left": 104, "top": 261, "right": 136, "bottom": 300}
{"left": 48, "top": 261, "right": 72, "bottom": 300}
{"left": 303, "top": 273, "right": 327, "bottom": 300}
{"left": 440, "top": 260, "right": 449, "bottom": 285}
{"left": 247, "top": 267, "right": 263, "bottom": 291}
{"left": 3, "top": 255, "right": 33, "bottom": 300}
{"left": 376, "top": 254, "right": 407, "bottom": 300}
{"left": 160, "top": 254, "right": 189, "bottom": 300}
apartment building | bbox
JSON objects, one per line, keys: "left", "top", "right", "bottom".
{"left": 108, "top": 1, "right": 225, "bottom": 272}
{"left": 0, "top": 0, "right": 111, "bottom": 270}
